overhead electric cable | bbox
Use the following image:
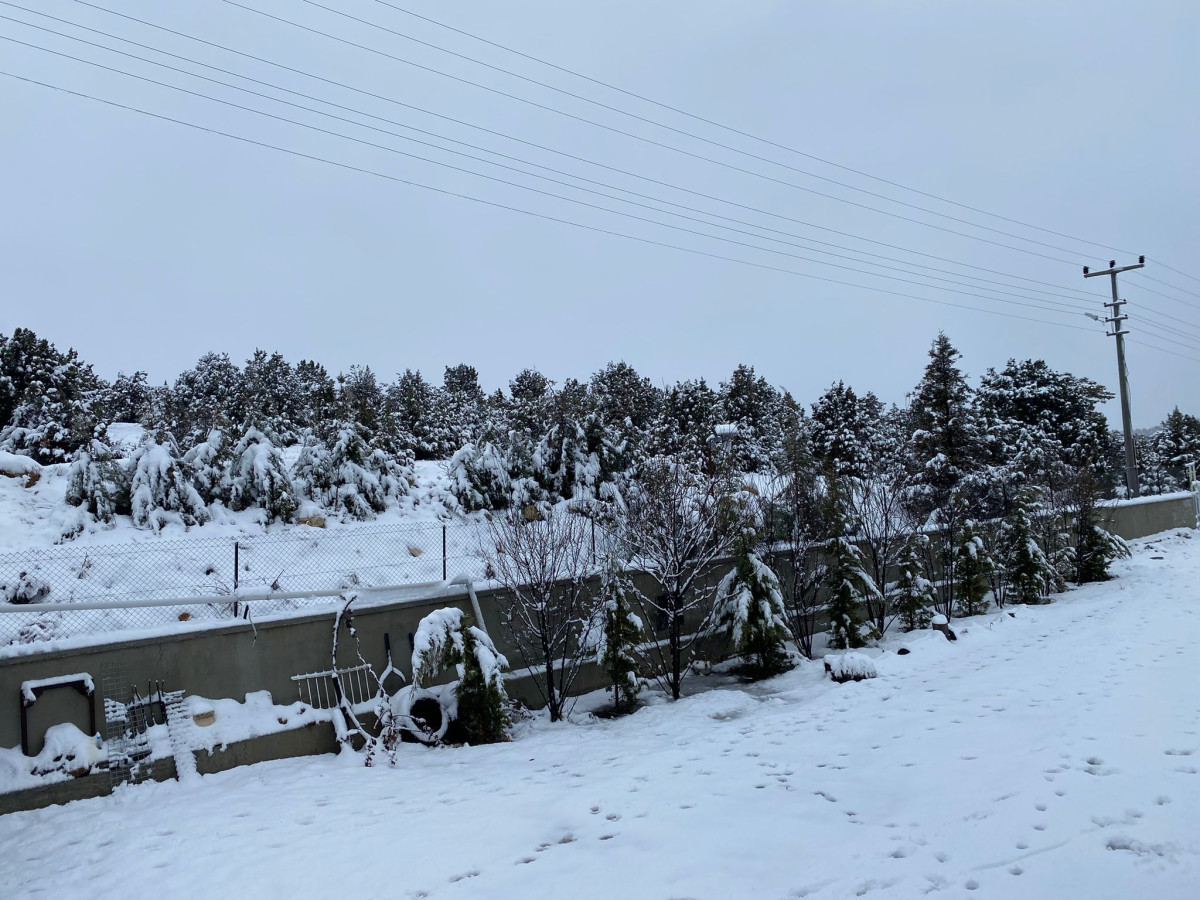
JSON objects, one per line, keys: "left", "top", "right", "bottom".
{"left": 366, "top": 0, "right": 1137, "bottom": 258}
{"left": 215, "top": 0, "right": 1090, "bottom": 266}
{"left": 0, "top": 67, "right": 1102, "bottom": 336}
{"left": 0, "top": 28, "right": 1100, "bottom": 321}
{"left": 291, "top": 0, "right": 1115, "bottom": 260}
{"left": 43, "top": 0, "right": 1111, "bottom": 301}
{"left": 0, "top": 7, "right": 1100, "bottom": 313}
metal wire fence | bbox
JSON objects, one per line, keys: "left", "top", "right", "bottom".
{"left": 0, "top": 522, "right": 490, "bottom": 648}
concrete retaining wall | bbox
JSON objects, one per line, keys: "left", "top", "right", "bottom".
{"left": 0, "top": 491, "right": 1193, "bottom": 814}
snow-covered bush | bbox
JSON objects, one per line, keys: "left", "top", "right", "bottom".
{"left": 825, "top": 652, "right": 877, "bottom": 683}
{"left": 182, "top": 429, "right": 230, "bottom": 506}
{"left": 411, "top": 607, "right": 509, "bottom": 744}
{"left": 447, "top": 441, "right": 511, "bottom": 512}
{"left": 714, "top": 550, "right": 792, "bottom": 679}
{"left": 1, "top": 570, "right": 51, "bottom": 604}
{"left": 63, "top": 435, "right": 131, "bottom": 529}
{"left": 319, "top": 423, "right": 387, "bottom": 520}
{"left": 593, "top": 564, "right": 644, "bottom": 713}
{"left": 226, "top": 426, "right": 297, "bottom": 523}
{"left": 129, "top": 437, "right": 209, "bottom": 532}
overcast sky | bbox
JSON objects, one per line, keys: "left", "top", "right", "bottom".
{"left": 3, "top": 0, "right": 1197, "bottom": 426}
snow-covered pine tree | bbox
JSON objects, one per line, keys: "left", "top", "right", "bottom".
{"left": 241, "top": 350, "right": 302, "bottom": 444}
{"left": 291, "top": 432, "right": 331, "bottom": 504}
{"left": 293, "top": 359, "right": 337, "bottom": 436}
{"left": 169, "top": 352, "right": 244, "bottom": 448}
{"left": 63, "top": 430, "right": 131, "bottom": 527}
{"left": 891, "top": 534, "right": 936, "bottom": 631}
{"left": 1154, "top": 407, "right": 1200, "bottom": 486}
{"left": 313, "top": 421, "right": 388, "bottom": 520}
{"left": 718, "top": 364, "right": 783, "bottom": 473}
{"left": 0, "top": 329, "right": 102, "bottom": 464}
{"left": 508, "top": 368, "right": 555, "bottom": 439}
{"left": 905, "top": 333, "right": 987, "bottom": 615}
{"left": 823, "top": 478, "right": 878, "bottom": 650}
{"left": 809, "top": 381, "right": 882, "bottom": 480}
{"left": 1000, "top": 488, "right": 1055, "bottom": 605}
{"left": 447, "top": 441, "right": 512, "bottom": 511}
{"left": 589, "top": 361, "right": 660, "bottom": 462}
{"left": 102, "top": 371, "right": 154, "bottom": 425}
{"left": 410, "top": 608, "right": 509, "bottom": 743}
{"left": 182, "top": 428, "right": 232, "bottom": 506}
{"left": 1069, "top": 467, "right": 1130, "bottom": 583}
{"left": 226, "top": 425, "right": 298, "bottom": 523}
{"left": 954, "top": 521, "right": 992, "bottom": 617}
{"left": 594, "top": 563, "right": 643, "bottom": 713}
{"left": 651, "top": 378, "right": 719, "bottom": 466}
{"left": 129, "top": 433, "right": 210, "bottom": 532}
{"left": 714, "top": 546, "right": 792, "bottom": 678}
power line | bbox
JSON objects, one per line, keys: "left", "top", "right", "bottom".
{"left": 1155, "top": 261, "right": 1200, "bottom": 285}
{"left": 296, "top": 0, "right": 1111, "bottom": 261}
{"left": 1122, "top": 279, "right": 1200, "bottom": 311}
{"left": 0, "top": 67, "right": 1103, "bottom": 336}
{"left": 1135, "top": 320, "right": 1200, "bottom": 352}
{"left": 365, "top": 0, "right": 1136, "bottom": 257}
{"left": 1131, "top": 271, "right": 1200, "bottom": 301}
{"left": 0, "top": 7, "right": 1101, "bottom": 315}
{"left": 1127, "top": 337, "right": 1200, "bottom": 365}
{"left": 45, "top": 0, "right": 1110, "bottom": 302}
{"left": 1125, "top": 297, "right": 1200, "bottom": 337}
{"left": 217, "top": 0, "right": 1090, "bottom": 266}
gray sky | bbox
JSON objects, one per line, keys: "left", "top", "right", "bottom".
{"left": 3, "top": 0, "right": 1198, "bottom": 426}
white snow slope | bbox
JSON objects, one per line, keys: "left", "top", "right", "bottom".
{"left": 2, "top": 532, "right": 1198, "bottom": 900}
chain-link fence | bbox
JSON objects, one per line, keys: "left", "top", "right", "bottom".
{"left": 0, "top": 522, "right": 490, "bottom": 648}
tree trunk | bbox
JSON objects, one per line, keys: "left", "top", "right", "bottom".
{"left": 669, "top": 596, "right": 682, "bottom": 701}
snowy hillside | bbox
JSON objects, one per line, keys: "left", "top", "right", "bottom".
{"left": 1, "top": 530, "right": 1197, "bottom": 899}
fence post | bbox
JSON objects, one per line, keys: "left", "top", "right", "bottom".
{"left": 233, "top": 540, "right": 240, "bottom": 617}
{"left": 442, "top": 525, "right": 447, "bottom": 581}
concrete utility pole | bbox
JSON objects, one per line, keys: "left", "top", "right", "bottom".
{"left": 1084, "top": 256, "right": 1145, "bottom": 497}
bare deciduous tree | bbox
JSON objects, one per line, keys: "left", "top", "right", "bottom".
{"left": 619, "top": 456, "right": 738, "bottom": 700}
{"left": 484, "top": 507, "right": 598, "bottom": 721}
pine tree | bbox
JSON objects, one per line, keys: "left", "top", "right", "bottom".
{"left": 411, "top": 608, "right": 509, "bottom": 744}
{"left": 594, "top": 564, "right": 644, "bottom": 713}
{"left": 226, "top": 425, "right": 298, "bottom": 523}
{"left": 589, "top": 361, "right": 660, "bottom": 460}
{"left": 1000, "top": 489, "right": 1055, "bottom": 605}
{"left": 170, "top": 352, "right": 244, "bottom": 447}
{"left": 714, "top": 546, "right": 792, "bottom": 678}
{"left": 823, "top": 480, "right": 878, "bottom": 650}
{"left": 0, "top": 329, "right": 102, "bottom": 464}
{"left": 653, "top": 378, "right": 719, "bottom": 466}
{"left": 891, "top": 534, "right": 936, "bottom": 631}
{"left": 242, "top": 350, "right": 302, "bottom": 444}
{"left": 447, "top": 442, "right": 512, "bottom": 511}
{"left": 308, "top": 421, "right": 388, "bottom": 520}
{"left": 102, "top": 371, "right": 154, "bottom": 425}
{"left": 718, "top": 364, "right": 783, "bottom": 472}
{"left": 1070, "top": 467, "right": 1130, "bottom": 583}
{"left": 954, "top": 521, "right": 992, "bottom": 617}
{"left": 809, "top": 381, "right": 882, "bottom": 480}
{"left": 63, "top": 430, "right": 132, "bottom": 526}
{"left": 182, "top": 429, "right": 232, "bottom": 506}
{"left": 129, "top": 434, "right": 210, "bottom": 532}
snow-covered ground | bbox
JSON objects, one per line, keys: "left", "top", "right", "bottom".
{"left": 0, "top": 460, "right": 502, "bottom": 649}
{"left": 2, "top": 530, "right": 1198, "bottom": 899}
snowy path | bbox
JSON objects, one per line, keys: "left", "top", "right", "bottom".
{"left": 2, "top": 533, "right": 1199, "bottom": 899}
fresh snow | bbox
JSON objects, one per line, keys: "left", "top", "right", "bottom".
{"left": 1, "top": 530, "right": 1198, "bottom": 898}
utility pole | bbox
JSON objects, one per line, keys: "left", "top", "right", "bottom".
{"left": 1084, "top": 256, "right": 1145, "bottom": 497}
